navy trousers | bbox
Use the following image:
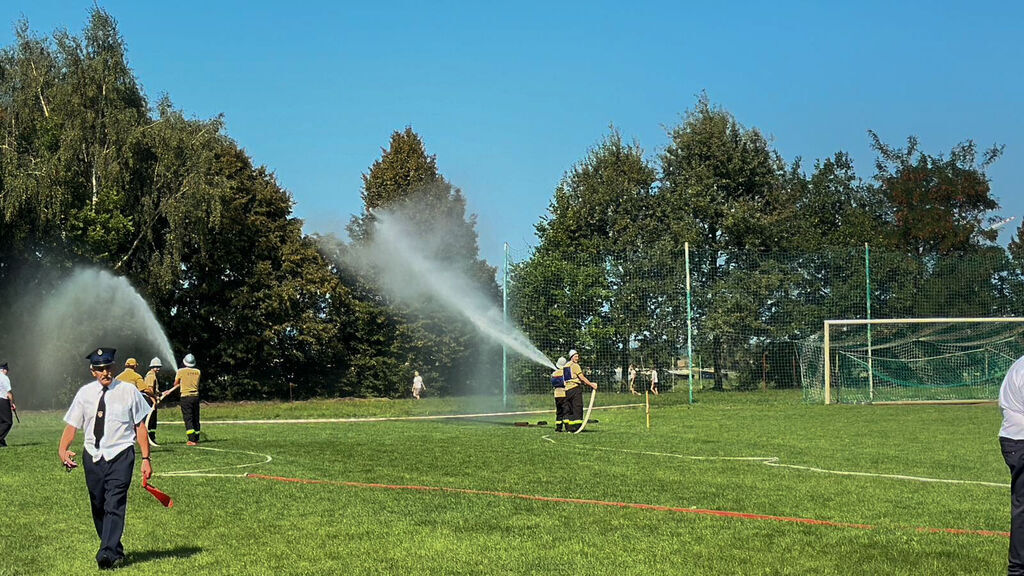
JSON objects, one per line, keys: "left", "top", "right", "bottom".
{"left": 84, "top": 447, "right": 135, "bottom": 565}
{"left": 1002, "top": 437, "right": 1024, "bottom": 576}
{"left": 0, "top": 399, "right": 11, "bottom": 445}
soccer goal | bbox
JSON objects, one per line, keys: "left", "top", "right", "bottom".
{"left": 805, "top": 317, "right": 1024, "bottom": 404}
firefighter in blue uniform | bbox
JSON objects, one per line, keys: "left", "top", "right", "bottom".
{"left": 58, "top": 348, "right": 153, "bottom": 570}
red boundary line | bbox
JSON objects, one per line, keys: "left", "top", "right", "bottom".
{"left": 245, "top": 473, "right": 1007, "bottom": 538}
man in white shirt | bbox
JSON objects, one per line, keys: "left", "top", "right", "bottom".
{"left": 58, "top": 348, "right": 154, "bottom": 570}
{"left": 999, "top": 354, "right": 1024, "bottom": 576}
{"left": 0, "top": 362, "right": 14, "bottom": 446}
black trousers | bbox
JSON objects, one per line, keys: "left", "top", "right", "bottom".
{"left": 0, "top": 398, "right": 11, "bottom": 444}
{"left": 84, "top": 447, "right": 135, "bottom": 565}
{"left": 554, "top": 394, "right": 567, "bottom": 430}
{"left": 564, "top": 386, "right": 584, "bottom": 432}
{"left": 1002, "top": 437, "right": 1024, "bottom": 576}
{"left": 181, "top": 396, "right": 200, "bottom": 442}
{"left": 144, "top": 395, "right": 158, "bottom": 438}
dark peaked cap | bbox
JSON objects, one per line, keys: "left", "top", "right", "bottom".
{"left": 86, "top": 348, "right": 117, "bottom": 368}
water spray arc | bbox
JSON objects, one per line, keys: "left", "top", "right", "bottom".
{"left": 372, "top": 213, "right": 554, "bottom": 369}
{"left": 24, "top": 268, "right": 177, "bottom": 406}
{"left": 342, "top": 209, "right": 554, "bottom": 371}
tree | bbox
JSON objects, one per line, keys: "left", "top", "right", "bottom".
{"left": 160, "top": 143, "right": 344, "bottom": 399}
{"left": 790, "top": 152, "right": 890, "bottom": 250}
{"left": 343, "top": 127, "right": 499, "bottom": 396}
{"left": 657, "top": 95, "right": 786, "bottom": 390}
{"left": 522, "top": 128, "right": 659, "bottom": 388}
{"left": 869, "top": 131, "right": 1003, "bottom": 257}
{"left": 0, "top": 10, "right": 148, "bottom": 270}
{"left": 0, "top": 10, "right": 347, "bottom": 402}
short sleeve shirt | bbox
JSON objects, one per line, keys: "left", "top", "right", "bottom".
{"left": 116, "top": 368, "right": 147, "bottom": 394}
{"left": 176, "top": 368, "right": 201, "bottom": 396}
{"left": 64, "top": 380, "right": 152, "bottom": 462}
{"left": 144, "top": 369, "right": 159, "bottom": 395}
{"left": 1000, "top": 356, "right": 1024, "bottom": 439}
{"left": 564, "top": 361, "right": 583, "bottom": 390}
{"left": 0, "top": 372, "right": 10, "bottom": 398}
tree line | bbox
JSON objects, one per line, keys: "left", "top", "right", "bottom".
{"left": 1, "top": 10, "right": 1019, "bottom": 401}
{"left": 511, "top": 97, "right": 1023, "bottom": 391}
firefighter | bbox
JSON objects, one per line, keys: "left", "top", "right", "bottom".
{"left": 563, "top": 349, "right": 597, "bottom": 433}
{"left": 142, "top": 357, "right": 163, "bottom": 445}
{"left": 551, "top": 357, "right": 568, "bottom": 432}
{"left": 161, "top": 353, "right": 201, "bottom": 445}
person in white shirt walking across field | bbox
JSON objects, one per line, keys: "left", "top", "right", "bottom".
{"left": 0, "top": 362, "right": 16, "bottom": 447}
{"left": 412, "top": 371, "right": 425, "bottom": 400}
{"left": 58, "top": 348, "right": 154, "bottom": 570}
{"left": 999, "top": 353, "right": 1024, "bottom": 576}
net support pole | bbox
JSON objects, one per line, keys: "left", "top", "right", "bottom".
{"left": 823, "top": 321, "right": 831, "bottom": 405}
{"left": 645, "top": 390, "right": 650, "bottom": 429}
{"left": 865, "top": 243, "right": 874, "bottom": 402}
{"left": 502, "top": 242, "right": 509, "bottom": 408}
{"left": 685, "top": 241, "right": 694, "bottom": 405}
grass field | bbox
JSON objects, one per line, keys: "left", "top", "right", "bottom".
{"left": 0, "top": 389, "right": 1012, "bottom": 575}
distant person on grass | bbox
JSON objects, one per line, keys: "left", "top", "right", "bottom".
{"left": 1000, "top": 354, "right": 1024, "bottom": 576}
{"left": 412, "top": 371, "right": 425, "bottom": 399}
{"left": 551, "top": 357, "right": 568, "bottom": 432}
{"left": 628, "top": 364, "right": 639, "bottom": 395}
{"left": 58, "top": 348, "right": 153, "bottom": 570}
{"left": 161, "top": 353, "right": 201, "bottom": 445}
{"left": 650, "top": 367, "right": 659, "bottom": 395}
{"left": 0, "top": 362, "right": 16, "bottom": 446}
{"left": 563, "top": 349, "right": 597, "bottom": 433}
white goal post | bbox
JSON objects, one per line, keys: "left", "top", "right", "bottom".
{"left": 823, "top": 317, "right": 1024, "bottom": 405}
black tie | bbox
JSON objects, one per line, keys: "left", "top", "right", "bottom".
{"left": 94, "top": 387, "right": 108, "bottom": 449}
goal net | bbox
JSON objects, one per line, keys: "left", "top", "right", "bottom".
{"left": 800, "top": 318, "right": 1024, "bottom": 404}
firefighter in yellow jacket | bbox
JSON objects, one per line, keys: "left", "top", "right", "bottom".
{"left": 563, "top": 349, "right": 597, "bottom": 432}
{"left": 142, "top": 358, "right": 162, "bottom": 445}
{"left": 115, "top": 357, "right": 161, "bottom": 445}
{"left": 161, "top": 353, "right": 201, "bottom": 445}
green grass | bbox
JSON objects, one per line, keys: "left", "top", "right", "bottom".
{"left": 0, "top": 389, "right": 1011, "bottom": 575}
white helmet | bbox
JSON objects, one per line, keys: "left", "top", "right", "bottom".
{"left": 149, "top": 357, "right": 162, "bottom": 368}
{"left": 183, "top": 354, "right": 196, "bottom": 367}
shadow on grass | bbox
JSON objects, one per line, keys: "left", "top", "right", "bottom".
{"left": 154, "top": 438, "right": 225, "bottom": 447}
{"left": 126, "top": 545, "right": 202, "bottom": 565}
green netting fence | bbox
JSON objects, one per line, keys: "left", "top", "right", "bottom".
{"left": 502, "top": 244, "right": 1024, "bottom": 404}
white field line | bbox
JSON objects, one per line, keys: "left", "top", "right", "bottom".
{"left": 543, "top": 437, "right": 1008, "bottom": 488}
{"left": 154, "top": 446, "right": 273, "bottom": 478}
{"left": 159, "top": 403, "right": 642, "bottom": 425}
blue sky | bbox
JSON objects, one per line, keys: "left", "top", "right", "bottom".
{"left": 2, "top": 1, "right": 1021, "bottom": 267}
